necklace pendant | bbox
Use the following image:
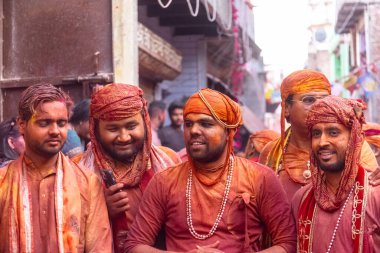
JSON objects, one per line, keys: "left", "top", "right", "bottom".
{"left": 303, "top": 160, "right": 311, "bottom": 179}
{"left": 303, "top": 169, "right": 311, "bottom": 179}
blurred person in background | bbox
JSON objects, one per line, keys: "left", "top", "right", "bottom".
{"left": 158, "top": 100, "right": 185, "bottom": 152}
{"left": 148, "top": 100, "right": 166, "bottom": 146}
{"left": 245, "top": 129, "right": 280, "bottom": 162}
{"left": 363, "top": 122, "right": 380, "bottom": 165}
{"left": 69, "top": 98, "right": 91, "bottom": 149}
{"left": 0, "top": 117, "right": 25, "bottom": 167}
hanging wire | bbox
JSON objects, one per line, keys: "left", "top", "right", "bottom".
{"left": 187, "top": 0, "right": 200, "bottom": 17}
{"left": 204, "top": 0, "right": 217, "bottom": 22}
{"left": 157, "top": 0, "right": 173, "bottom": 8}
{"left": 221, "top": 0, "right": 232, "bottom": 30}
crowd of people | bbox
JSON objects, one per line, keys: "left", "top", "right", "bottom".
{"left": 1, "top": 69, "right": 380, "bottom": 252}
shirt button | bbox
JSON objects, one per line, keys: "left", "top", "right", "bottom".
{"left": 42, "top": 194, "right": 46, "bottom": 198}
{"left": 42, "top": 210, "right": 46, "bottom": 215}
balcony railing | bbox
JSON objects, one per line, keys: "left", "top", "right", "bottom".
{"left": 335, "top": 0, "right": 366, "bottom": 34}
{"left": 137, "top": 23, "right": 182, "bottom": 81}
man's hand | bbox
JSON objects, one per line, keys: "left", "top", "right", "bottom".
{"left": 369, "top": 167, "right": 380, "bottom": 186}
{"left": 187, "top": 241, "right": 224, "bottom": 253}
{"left": 104, "top": 183, "right": 130, "bottom": 218}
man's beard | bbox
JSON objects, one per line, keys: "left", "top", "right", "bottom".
{"left": 318, "top": 159, "right": 345, "bottom": 173}
{"left": 99, "top": 139, "right": 144, "bottom": 163}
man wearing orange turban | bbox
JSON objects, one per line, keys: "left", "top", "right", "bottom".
{"left": 125, "top": 88, "right": 296, "bottom": 253}
{"left": 259, "top": 69, "right": 378, "bottom": 201}
{"left": 363, "top": 122, "right": 380, "bottom": 164}
{"left": 79, "top": 83, "right": 180, "bottom": 253}
{"left": 293, "top": 96, "right": 380, "bottom": 252}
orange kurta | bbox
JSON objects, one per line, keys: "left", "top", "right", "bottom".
{"left": 0, "top": 154, "right": 112, "bottom": 253}
{"left": 125, "top": 157, "right": 296, "bottom": 253}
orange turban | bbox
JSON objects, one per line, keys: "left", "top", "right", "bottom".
{"left": 280, "top": 69, "right": 331, "bottom": 145}
{"left": 183, "top": 88, "right": 243, "bottom": 161}
{"left": 89, "top": 83, "right": 151, "bottom": 187}
{"left": 363, "top": 122, "right": 380, "bottom": 148}
{"left": 306, "top": 96, "right": 366, "bottom": 211}
{"left": 246, "top": 130, "right": 280, "bottom": 155}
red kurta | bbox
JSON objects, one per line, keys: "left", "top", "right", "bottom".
{"left": 292, "top": 182, "right": 380, "bottom": 252}
{"left": 125, "top": 157, "right": 296, "bottom": 252}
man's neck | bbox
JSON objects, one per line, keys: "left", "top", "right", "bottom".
{"left": 24, "top": 150, "right": 58, "bottom": 171}
{"left": 151, "top": 118, "right": 160, "bottom": 131}
{"left": 289, "top": 125, "right": 311, "bottom": 150}
{"left": 324, "top": 171, "right": 343, "bottom": 194}
{"left": 193, "top": 149, "right": 229, "bottom": 174}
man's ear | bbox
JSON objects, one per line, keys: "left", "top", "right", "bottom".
{"left": 17, "top": 117, "right": 26, "bottom": 135}
{"left": 7, "top": 137, "right": 15, "bottom": 149}
{"left": 284, "top": 103, "right": 291, "bottom": 119}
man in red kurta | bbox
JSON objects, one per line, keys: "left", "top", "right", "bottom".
{"left": 79, "top": 83, "right": 180, "bottom": 252}
{"left": 0, "top": 83, "right": 112, "bottom": 253}
{"left": 292, "top": 96, "right": 380, "bottom": 252}
{"left": 125, "top": 88, "right": 296, "bottom": 253}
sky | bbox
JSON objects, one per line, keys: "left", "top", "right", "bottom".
{"left": 253, "top": 0, "right": 310, "bottom": 76}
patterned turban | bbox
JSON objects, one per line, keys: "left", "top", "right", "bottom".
{"left": 183, "top": 88, "right": 243, "bottom": 163}
{"left": 280, "top": 69, "right": 331, "bottom": 145}
{"left": 306, "top": 95, "right": 367, "bottom": 211}
{"left": 89, "top": 83, "right": 151, "bottom": 187}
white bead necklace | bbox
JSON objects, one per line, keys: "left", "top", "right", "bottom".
{"left": 324, "top": 185, "right": 355, "bottom": 253}
{"left": 186, "top": 155, "right": 234, "bottom": 240}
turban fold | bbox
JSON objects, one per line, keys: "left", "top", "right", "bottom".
{"left": 183, "top": 88, "right": 243, "bottom": 167}
{"left": 363, "top": 122, "right": 380, "bottom": 148}
{"left": 280, "top": 69, "right": 331, "bottom": 145}
{"left": 245, "top": 130, "right": 280, "bottom": 158}
{"left": 89, "top": 83, "right": 151, "bottom": 187}
{"left": 306, "top": 95, "right": 366, "bottom": 211}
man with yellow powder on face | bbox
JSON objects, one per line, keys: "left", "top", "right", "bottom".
{"left": 259, "top": 69, "right": 379, "bottom": 201}
{"left": 124, "top": 88, "right": 296, "bottom": 253}
{"left": 0, "top": 83, "right": 112, "bottom": 252}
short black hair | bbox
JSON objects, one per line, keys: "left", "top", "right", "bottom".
{"left": 69, "top": 99, "right": 90, "bottom": 125}
{"left": 0, "top": 117, "right": 21, "bottom": 160}
{"left": 168, "top": 100, "right": 184, "bottom": 116}
{"left": 148, "top": 101, "right": 166, "bottom": 118}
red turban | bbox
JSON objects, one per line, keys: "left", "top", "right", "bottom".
{"left": 306, "top": 95, "right": 367, "bottom": 211}
{"left": 183, "top": 88, "right": 243, "bottom": 164}
{"left": 89, "top": 83, "right": 151, "bottom": 187}
{"left": 280, "top": 69, "right": 331, "bottom": 145}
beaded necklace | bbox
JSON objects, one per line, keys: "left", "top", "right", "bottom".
{"left": 186, "top": 155, "right": 234, "bottom": 239}
{"left": 323, "top": 185, "right": 354, "bottom": 253}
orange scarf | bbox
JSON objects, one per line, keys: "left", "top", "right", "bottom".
{"left": 2, "top": 153, "right": 81, "bottom": 253}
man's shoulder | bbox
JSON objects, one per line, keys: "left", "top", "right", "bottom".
{"left": 64, "top": 156, "right": 101, "bottom": 191}
{"left": 154, "top": 161, "right": 188, "bottom": 180}
{"left": 156, "top": 145, "right": 182, "bottom": 164}
{"left": 236, "top": 156, "right": 276, "bottom": 174}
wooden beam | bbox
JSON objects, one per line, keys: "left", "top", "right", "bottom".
{"left": 159, "top": 15, "right": 214, "bottom": 26}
